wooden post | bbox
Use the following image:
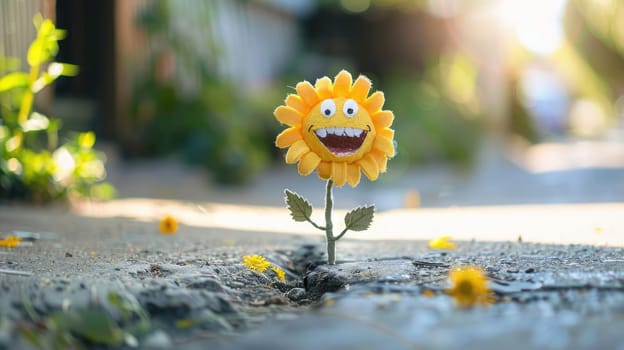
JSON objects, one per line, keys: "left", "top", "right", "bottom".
{"left": 113, "top": 0, "right": 149, "bottom": 145}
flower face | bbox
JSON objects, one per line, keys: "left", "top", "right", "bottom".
{"left": 302, "top": 97, "right": 376, "bottom": 163}
{"left": 274, "top": 70, "right": 395, "bottom": 187}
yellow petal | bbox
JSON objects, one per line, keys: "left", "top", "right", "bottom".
{"left": 331, "top": 161, "right": 348, "bottom": 187}
{"left": 365, "top": 91, "right": 385, "bottom": 113}
{"left": 333, "top": 70, "right": 352, "bottom": 97}
{"left": 285, "top": 140, "right": 309, "bottom": 164}
{"left": 377, "top": 127, "right": 394, "bottom": 140}
{"left": 349, "top": 75, "right": 371, "bottom": 101}
{"left": 371, "top": 150, "right": 388, "bottom": 173}
{"left": 315, "top": 77, "right": 333, "bottom": 99}
{"left": 346, "top": 163, "right": 361, "bottom": 187}
{"left": 286, "top": 94, "right": 307, "bottom": 114}
{"left": 373, "top": 110, "right": 394, "bottom": 128}
{"left": 274, "top": 106, "right": 302, "bottom": 126}
{"left": 358, "top": 154, "right": 379, "bottom": 181}
{"left": 275, "top": 127, "right": 301, "bottom": 148}
{"left": 373, "top": 130, "right": 395, "bottom": 157}
{"left": 298, "top": 152, "right": 321, "bottom": 176}
{"left": 296, "top": 81, "right": 319, "bottom": 106}
{"left": 428, "top": 236, "right": 456, "bottom": 250}
{"left": 317, "top": 161, "right": 331, "bottom": 179}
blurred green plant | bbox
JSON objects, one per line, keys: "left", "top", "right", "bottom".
{"left": 385, "top": 54, "right": 483, "bottom": 168}
{"left": 18, "top": 291, "right": 151, "bottom": 349}
{"left": 128, "top": 0, "right": 276, "bottom": 184}
{"left": 0, "top": 15, "right": 114, "bottom": 202}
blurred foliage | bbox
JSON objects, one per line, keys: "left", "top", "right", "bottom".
{"left": 299, "top": 3, "right": 484, "bottom": 167}
{"left": 127, "top": 0, "right": 276, "bottom": 184}
{"left": 561, "top": 0, "right": 624, "bottom": 116}
{"left": 19, "top": 291, "right": 150, "bottom": 349}
{"left": 0, "top": 15, "right": 114, "bottom": 203}
{"left": 565, "top": 0, "right": 624, "bottom": 85}
{"left": 384, "top": 54, "right": 483, "bottom": 168}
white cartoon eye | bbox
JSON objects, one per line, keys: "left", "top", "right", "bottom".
{"left": 320, "top": 99, "right": 336, "bottom": 118}
{"left": 343, "top": 99, "right": 358, "bottom": 118}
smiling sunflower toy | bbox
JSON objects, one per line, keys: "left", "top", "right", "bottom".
{"left": 274, "top": 70, "right": 395, "bottom": 264}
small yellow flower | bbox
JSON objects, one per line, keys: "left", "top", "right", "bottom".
{"left": 447, "top": 265, "right": 493, "bottom": 308}
{"left": 0, "top": 235, "right": 21, "bottom": 248}
{"left": 243, "top": 255, "right": 271, "bottom": 273}
{"left": 159, "top": 215, "right": 178, "bottom": 235}
{"left": 428, "top": 235, "right": 456, "bottom": 249}
{"left": 271, "top": 266, "right": 286, "bottom": 282}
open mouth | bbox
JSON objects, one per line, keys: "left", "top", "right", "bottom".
{"left": 314, "top": 127, "right": 368, "bottom": 157}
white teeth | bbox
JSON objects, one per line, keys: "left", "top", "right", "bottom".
{"left": 314, "top": 127, "right": 365, "bottom": 138}
{"left": 334, "top": 151, "right": 355, "bottom": 157}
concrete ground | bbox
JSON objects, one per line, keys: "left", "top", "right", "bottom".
{"left": 1, "top": 139, "right": 624, "bottom": 349}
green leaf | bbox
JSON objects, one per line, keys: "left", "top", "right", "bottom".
{"left": 32, "top": 13, "right": 44, "bottom": 30}
{"left": 78, "top": 131, "right": 96, "bottom": 148}
{"left": 27, "top": 38, "right": 48, "bottom": 66}
{"left": 284, "top": 189, "right": 312, "bottom": 222}
{"left": 32, "top": 63, "right": 79, "bottom": 92}
{"left": 62, "top": 308, "right": 126, "bottom": 346}
{"left": 90, "top": 183, "right": 117, "bottom": 200}
{"left": 0, "top": 72, "right": 29, "bottom": 92}
{"left": 344, "top": 205, "right": 375, "bottom": 231}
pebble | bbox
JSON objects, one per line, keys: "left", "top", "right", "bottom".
{"left": 287, "top": 288, "right": 306, "bottom": 301}
{"left": 143, "top": 330, "right": 172, "bottom": 349}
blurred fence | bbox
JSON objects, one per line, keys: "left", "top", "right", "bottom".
{"left": 0, "top": 0, "right": 46, "bottom": 59}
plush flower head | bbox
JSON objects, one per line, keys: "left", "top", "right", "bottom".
{"left": 274, "top": 70, "right": 395, "bottom": 187}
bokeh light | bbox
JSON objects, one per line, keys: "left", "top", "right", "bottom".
{"left": 494, "top": 0, "right": 568, "bottom": 55}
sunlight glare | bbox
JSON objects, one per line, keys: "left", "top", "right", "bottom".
{"left": 495, "top": 0, "right": 568, "bottom": 55}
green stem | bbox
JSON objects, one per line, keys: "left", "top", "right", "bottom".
{"left": 334, "top": 227, "right": 349, "bottom": 241}
{"left": 17, "top": 64, "right": 39, "bottom": 125}
{"left": 14, "top": 63, "right": 39, "bottom": 150}
{"left": 325, "top": 179, "right": 336, "bottom": 265}
{"left": 306, "top": 218, "right": 325, "bottom": 231}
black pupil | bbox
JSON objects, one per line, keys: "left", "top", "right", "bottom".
{"left": 347, "top": 108, "right": 354, "bottom": 114}
{"left": 324, "top": 109, "right": 331, "bottom": 115}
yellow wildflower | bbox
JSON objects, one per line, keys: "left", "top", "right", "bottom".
{"left": 243, "top": 255, "right": 271, "bottom": 273}
{"left": 159, "top": 215, "right": 178, "bottom": 235}
{"left": 428, "top": 235, "right": 456, "bottom": 249}
{"left": 447, "top": 265, "right": 493, "bottom": 308}
{"left": 0, "top": 235, "right": 21, "bottom": 248}
{"left": 271, "top": 266, "right": 286, "bottom": 282}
